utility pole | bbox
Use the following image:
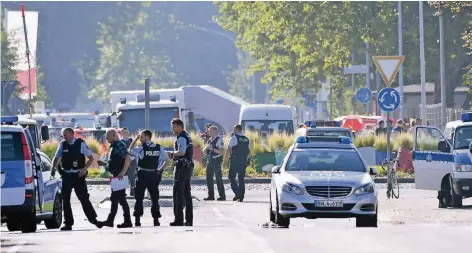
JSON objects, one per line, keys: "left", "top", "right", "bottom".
{"left": 398, "top": 1, "right": 404, "bottom": 120}
{"left": 21, "top": 5, "right": 32, "bottom": 117}
{"left": 365, "top": 42, "right": 371, "bottom": 114}
{"left": 144, "top": 78, "right": 150, "bottom": 129}
{"left": 439, "top": 10, "right": 446, "bottom": 129}
{"left": 419, "top": 1, "right": 427, "bottom": 121}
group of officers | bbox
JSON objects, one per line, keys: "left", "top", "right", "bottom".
{"left": 51, "top": 119, "right": 251, "bottom": 231}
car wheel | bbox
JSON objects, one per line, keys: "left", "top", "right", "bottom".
{"left": 45, "top": 193, "right": 63, "bottom": 229}
{"left": 269, "top": 195, "right": 275, "bottom": 223}
{"left": 449, "top": 176, "right": 463, "bottom": 208}
{"left": 21, "top": 209, "right": 37, "bottom": 233}
{"left": 6, "top": 215, "right": 21, "bottom": 231}
{"left": 274, "top": 196, "right": 290, "bottom": 228}
{"left": 356, "top": 206, "right": 378, "bottom": 228}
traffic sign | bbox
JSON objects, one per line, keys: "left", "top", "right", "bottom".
{"left": 355, "top": 88, "right": 373, "bottom": 104}
{"left": 372, "top": 56, "right": 405, "bottom": 86}
{"left": 377, "top": 87, "right": 400, "bottom": 112}
{"left": 344, "top": 65, "right": 368, "bottom": 74}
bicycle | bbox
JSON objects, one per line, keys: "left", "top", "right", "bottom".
{"left": 382, "top": 154, "right": 400, "bottom": 199}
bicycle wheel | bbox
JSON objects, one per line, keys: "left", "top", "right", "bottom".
{"left": 386, "top": 163, "right": 392, "bottom": 199}
{"left": 390, "top": 169, "right": 400, "bottom": 199}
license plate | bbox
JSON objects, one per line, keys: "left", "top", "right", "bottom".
{"left": 314, "top": 200, "right": 343, "bottom": 208}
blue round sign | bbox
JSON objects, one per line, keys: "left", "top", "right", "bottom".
{"left": 356, "top": 88, "right": 373, "bottom": 104}
{"left": 377, "top": 87, "right": 400, "bottom": 112}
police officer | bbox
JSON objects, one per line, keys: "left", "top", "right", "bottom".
{"left": 224, "top": 124, "right": 251, "bottom": 202}
{"left": 97, "top": 129, "right": 132, "bottom": 228}
{"left": 121, "top": 128, "right": 136, "bottom": 196}
{"left": 168, "top": 118, "right": 194, "bottom": 226}
{"left": 128, "top": 130, "right": 170, "bottom": 226}
{"left": 203, "top": 126, "right": 226, "bottom": 201}
{"left": 52, "top": 127, "right": 100, "bottom": 231}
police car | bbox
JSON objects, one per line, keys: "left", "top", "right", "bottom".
{"left": 1, "top": 116, "right": 63, "bottom": 233}
{"left": 413, "top": 112, "right": 472, "bottom": 208}
{"left": 263, "top": 136, "right": 378, "bottom": 228}
{"left": 296, "top": 120, "right": 354, "bottom": 140}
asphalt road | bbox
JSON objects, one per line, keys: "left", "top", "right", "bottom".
{"left": 2, "top": 183, "right": 472, "bottom": 253}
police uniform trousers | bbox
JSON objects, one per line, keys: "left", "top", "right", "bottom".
{"left": 172, "top": 161, "right": 193, "bottom": 223}
{"left": 62, "top": 171, "right": 98, "bottom": 226}
{"left": 228, "top": 159, "right": 248, "bottom": 199}
{"left": 128, "top": 159, "right": 137, "bottom": 196}
{"left": 206, "top": 157, "right": 225, "bottom": 198}
{"left": 134, "top": 169, "right": 162, "bottom": 219}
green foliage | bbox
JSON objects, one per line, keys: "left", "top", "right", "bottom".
{"left": 225, "top": 51, "right": 254, "bottom": 101}
{"left": 354, "top": 134, "right": 375, "bottom": 148}
{"left": 84, "top": 2, "right": 186, "bottom": 103}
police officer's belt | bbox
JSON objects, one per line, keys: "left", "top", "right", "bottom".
{"left": 62, "top": 169, "right": 81, "bottom": 173}
{"left": 137, "top": 167, "right": 158, "bottom": 172}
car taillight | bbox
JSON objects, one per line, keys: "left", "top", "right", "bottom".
{"left": 21, "top": 133, "right": 31, "bottom": 160}
{"left": 21, "top": 133, "right": 34, "bottom": 185}
{"left": 25, "top": 176, "right": 33, "bottom": 184}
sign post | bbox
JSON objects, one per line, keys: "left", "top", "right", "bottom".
{"left": 372, "top": 55, "right": 405, "bottom": 164}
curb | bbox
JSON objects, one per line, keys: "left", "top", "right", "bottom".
{"left": 87, "top": 177, "right": 415, "bottom": 185}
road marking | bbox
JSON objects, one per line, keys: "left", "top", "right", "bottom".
{"left": 6, "top": 240, "right": 27, "bottom": 253}
{"left": 212, "top": 207, "right": 275, "bottom": 253}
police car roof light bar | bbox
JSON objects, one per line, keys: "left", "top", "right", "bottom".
{"left": 461, "top": 112, "right": 472, "bottom": 122}
{"left": 296, "top": 136, "right": 308, "bottom": 143}
{"left": 1, "top": 116, "right": 19, "bottom": 124}
{"left": 339, "top": 136, "right": 352, "bottom": 144}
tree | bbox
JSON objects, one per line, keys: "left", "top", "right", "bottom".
{"left": 224, "top": 51, "right": 254, "bottom": 101}
{"left": 86, "top": 2, "right": 185, "bottom": 103}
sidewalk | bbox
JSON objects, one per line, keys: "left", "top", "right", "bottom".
{"left": 87, "top": 177, "right": 415, "bottom": 185}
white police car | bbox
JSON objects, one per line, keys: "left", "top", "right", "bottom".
{"left": 297, "top": 120, "right": 354, "bottom": 140}
{"left": 413, "top": 112, "right": 472, "bottom": 208}
{"left": 1, "top": 116, "right": 62, "bottom": 233}
{"left": 264, "top": 136, "right": 378, "bottom": 228}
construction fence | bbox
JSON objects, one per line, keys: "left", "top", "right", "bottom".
{"left": 424, "top": 103, "right": 464, "bottom": 131}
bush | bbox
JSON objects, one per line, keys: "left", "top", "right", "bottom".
{"left": 394, "top": 133, "right": 413, "bottom": 150}
{"left": 84, "top": 137, "right": 103, "bottom": 155}
{"left": 42, "top": 141, "right": 59, "bottom": 160}
{"left": 87, "top": 168, "right": 101, "bottom": 178}
{"left": 353, "top": 134, "right": 375, "bottom": 148}
{"left": 266, "top": 132, "right": 294, "bottom": 152}
{"left": 374, "top": 134, "right": 394, "bottom": 152}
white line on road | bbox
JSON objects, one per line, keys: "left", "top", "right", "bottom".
{"left": 6, "top": 240, "right": 27, "bottom": 253}
{"left": 212, "top": 207, "right": 275, "bottom": 253}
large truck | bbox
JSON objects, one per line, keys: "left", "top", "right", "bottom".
{"left": 106, "top": 85, "right": 248, "bottom": 135}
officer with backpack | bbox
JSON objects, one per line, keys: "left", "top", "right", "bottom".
{"left": 128, "top": 130, "right": 170, "bottom": 226}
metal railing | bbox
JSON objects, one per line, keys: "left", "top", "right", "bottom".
{"left": 423, "top": 103, "right": 464, "bottom": 131}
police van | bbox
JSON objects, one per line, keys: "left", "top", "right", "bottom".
{"left": 296, "top": 120, "right": 354, "bottom": 140}
{"left": 1, "top": 116, "right": 63, "bottom": 233}
{"left": 413, "top": 112, "right": 472, "bottom": 208}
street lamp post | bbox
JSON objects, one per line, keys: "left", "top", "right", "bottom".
{"left": 419, "top": 1, "right": 427, "bottom": 121}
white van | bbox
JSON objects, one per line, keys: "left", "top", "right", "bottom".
{"left": 412, "top": 112, "right": 472, "bottom": 208}
{"left": 239, "top": 104, "right": 295, "bottom": 134}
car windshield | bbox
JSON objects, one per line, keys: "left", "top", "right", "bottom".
{"left": 307, "top": 130, "right": 350, "bottom": 137}
{"left": 454, "top": 126, "right": 472, "bottom": 149}
{"left": 118, "top": 107, "right": 179, "bottom": 135}
{"left": 285, "top": 149, "right": 366, "bottom": 172}
{"left": 241, "top": 120, "right": 294, "bottom": 134}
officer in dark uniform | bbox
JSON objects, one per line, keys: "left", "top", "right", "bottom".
{"left": 224, "top": 124, "right": 251, "bottom": 202}
{"left": 203, "top": 125, "right": 225, "bottom": 201}
{"left": 52, "top": 128, "right": 100, "bottom": 231}
{"left": 128, "top": 130, "right": 171, "bottom": 226}
{"left": 97, "top": 129, "right": 132, "bottom": 228}
{"left": 168, "top": 118, "right": 194, "bottom": 226}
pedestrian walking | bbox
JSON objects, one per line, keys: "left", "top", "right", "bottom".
{"left": 97, "top": 129, "right": 132, "bottom": 228}
{"left": 203, "top": 125, "right": 226, "bottom": 201}
{"left": 224, "top": 124, "right": 251, "bottom": 202}
{"left": 168, "top": 118, "right": 194, "bottom": 226}
{"left": 128, "top": 130, "right": 171, "bottom": 226}
{"left": 51, "top": 128, "right": 100, "bottom": 231}
{"left": 121, "top": 128, "right": 137, "bottom": 196}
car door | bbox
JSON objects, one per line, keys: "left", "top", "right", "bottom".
{"left": 39, "top": 153, "right": 57, "bottom": 213}
{"left": 413, "top": 126, "right": 453, "bottom": 191}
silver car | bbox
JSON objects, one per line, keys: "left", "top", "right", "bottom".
{"left": 265, "top": 138, "right": 378, "bottom": 228}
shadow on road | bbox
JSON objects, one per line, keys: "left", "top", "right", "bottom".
{"left": 1, "top": 239, "right": 36, "bottom": 247}
{"left": 445, "top": 205, "right": 472, "bottom": 210}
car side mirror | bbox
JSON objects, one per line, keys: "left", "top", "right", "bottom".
{"left": 41, "top": 125, "right": 49, "bottom": 141}
{"left": 369, "top": 167, "right": 378, "bottom": 176}
{"left": 271, "top": 166, "right": 280, "bottom": 174}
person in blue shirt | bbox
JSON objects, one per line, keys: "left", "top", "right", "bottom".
{"left": 51, "top": 127, "right": 100, "bottom": 231}
{"left": 128, "top": 130, "right": 170, "bottom": 227}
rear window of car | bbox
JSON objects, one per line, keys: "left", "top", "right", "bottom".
{"left": 1, "top": 132, "right": 24, "bottom": 161}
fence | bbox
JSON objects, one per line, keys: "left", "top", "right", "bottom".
{"left": 424, "top": 103, "right": 464, "bottom": 130}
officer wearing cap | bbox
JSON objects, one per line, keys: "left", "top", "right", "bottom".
{"left": 128, "top": 130, "right": 170, "bottom": 226}
{"left": 168, "top": 118, "right": 194, "bottom": 226}
{"left": 224, "top": 124, "right": 251, "bottom": 202}
{"left": 203, "top": 125, "right": 226, "bottom": 201}
{"left": 52, "top": 127, "right": 100, "bottom": 231}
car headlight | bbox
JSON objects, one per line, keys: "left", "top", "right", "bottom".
{"left": 455, "top": 164, "right": 472, "bottom": 172}
{"left": 354, "top": 183, "right": 375, "bottom": 196}
{"left": 282, "top": 183, "right": 304, "bottom": 195}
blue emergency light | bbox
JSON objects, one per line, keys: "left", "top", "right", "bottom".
{"left": 120, "top": 97, "right": 127, "bottom": 104}
{"left": 1, "top": 116, "right": 19, "bottom": 124}
{"left": 304, "top": 120, "right": 341, "bottom": 128}
{"left": 46, "top": 112, "right": 51, "bottom": 116}
{"left": 296, "top": 136, "right": 308, "bottom": 143}
{"left": 461, "top": 112, "right": 472, "bottom": 122}
{"left": 339, "top": 136, "right": 352, "bottom": 144}
{"left": 170, "top": 96, "right": 177, "bottom": 102}
{"left": 71, "top": 118, "right": 76, "bottom": 123}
